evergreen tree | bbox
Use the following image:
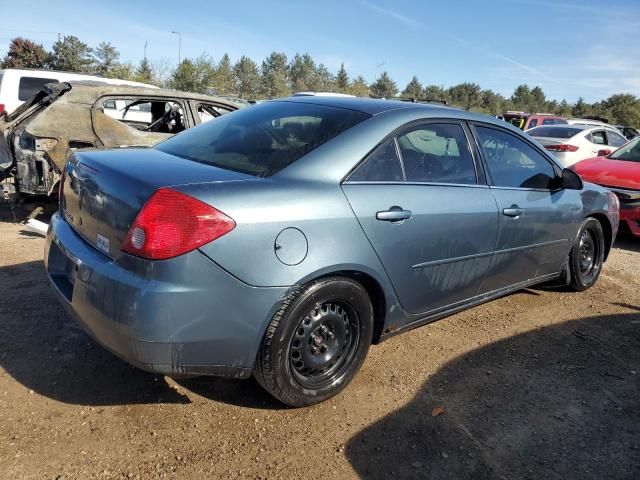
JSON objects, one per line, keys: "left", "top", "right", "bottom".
{"left": 233, "top": 55, "right": 260, "bottom": 99}
{"left": 49, "top": 35, "right": 94, "bottom": 72}
{"left": 370, "top": 71, "right": 397, "bottom": 98}
{"left": 402, "top": 76, "right": 423, "bottom": 99}
{"left": 336, "top": 63, "right": 349, "bottom": 92}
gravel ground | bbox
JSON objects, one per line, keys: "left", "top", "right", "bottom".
{"left": 0, "top": 205, "right": 638, "bottom": 479}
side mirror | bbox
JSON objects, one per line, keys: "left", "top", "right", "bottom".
{"left": 597, "top": 149, "right": 612, "bottom": 157}
{"left": 561, "top": 168, "right": 583, "bottom": 190}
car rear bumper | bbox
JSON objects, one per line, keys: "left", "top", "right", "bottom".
{"left": 45, "top": 213, "right": 289, "bottom": 378}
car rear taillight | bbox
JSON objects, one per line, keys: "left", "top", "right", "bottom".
{"left": 121, "top": 188, "right": 235, "bottom": 260}
{"left": 545, "top": 144, "right": 579, "bottom": 152}
{"left": 0, "top": 104, "right": 5, "bottom": 115}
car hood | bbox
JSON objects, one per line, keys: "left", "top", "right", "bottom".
{"left": 572, "top": 156, "right": 640, "bottom": 190}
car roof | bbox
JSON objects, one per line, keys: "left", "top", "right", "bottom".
{"left": 57, "top": 81, "right": 236, "bottom": 106}
{"left": 272, "top": 94, "right": 458, "bottom": 116}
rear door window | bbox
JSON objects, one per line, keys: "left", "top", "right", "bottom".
{"left": 100, "top": 98, "right": 186, "bottom": 134}
{"left": 590, "top": 130, "right": 607, "bottom": 145}
{"left": 349, "top": 139, "right": 403, "bottom": 182}
{"left": 527, "top": 118, "right": 539, "bottom": 129}
{"left": 396, "top": 123, "right": 477, "bottom": 184}
{"left": 18, "top": 76, "right": 57, "bottom": 101}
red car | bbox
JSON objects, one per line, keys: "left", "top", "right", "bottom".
{"left": 573, "top": 136, "right": 640, "bottom": 236}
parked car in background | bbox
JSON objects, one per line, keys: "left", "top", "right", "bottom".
{"left": 573, "top": 136, "right": 640, "bottom": 237}
{"left": 0, "top": 81, "right": 237, "bottom": 198}
{"left": 45, "top": 96, "right": 618, "bottom": 406}
{"left": 527, "top": 124, "right": 628, "bottom": 167}
{"left": 615, "top": 125, "right": 639, "bottom": 140}
{"left": 566, "top": 117, "right": 609, "bottom": 127}
{"left": 501, "top": 111, "right": 567, "bottom": 130}
{"left": 0, "top": 68, "right": 154, "bottom": 115}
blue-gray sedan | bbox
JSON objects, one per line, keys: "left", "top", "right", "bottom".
{"left": 45, "top": 96, "right": 619, "bottom": 406}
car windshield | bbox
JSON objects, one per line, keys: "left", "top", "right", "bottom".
{"left": 609, "top": 137, "right": 640, "bottom": 162}
{"left": 528, "top": 126, "right": 583, "bottom": 138}
{"left": 156, "top": 101, "right": 370, "bottom": 177}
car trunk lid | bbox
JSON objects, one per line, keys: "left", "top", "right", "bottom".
{"left": 61, "top": 147, "right": 254, "bottom": 259}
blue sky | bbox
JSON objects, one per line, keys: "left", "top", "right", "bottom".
{"left": 1, "top": 0, "right": 639, "bottom": 102}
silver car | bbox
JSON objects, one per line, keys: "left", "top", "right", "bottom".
{"left": 45, "top": 96, "right": 619, "bottom": 406}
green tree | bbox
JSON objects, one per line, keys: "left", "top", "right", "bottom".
{"left": 289, "top": 53, "right": 317, "bottom": 92}
{"left": 572, "top": 97, "right": 589, "bottom": 117}
{"left": 135, "top": 57, "right": 153, "bottom": 83}
{"left": 530, "top": 86, "right": 547, "bottom": 112}
{"left": 49, "top": 35, "right": 94, "bottom": 72}
{"left": 557, "top": 99, "right": 572, "bottom": 118}
{"left": 603, "top": 94, "right": 640, "bottom": 127}
{"left": 511, "top": 84, "right": 533, "bottom": 111}
{"left": 448, "top": 82, "right": 482, "bottom": 110}
{"left": 348, "top": 75, "right": 370, "bottom": 97}
{"left": 312, "top": 63, "right": 335, "bottom": 91}
{"left": 93, "top": 41, "right": 119, "bottom": 76}
{"left": 480, "top": 89, "right": 505, "bottom": 115}
{"left": 423, "top": 85, "right": 450, "bottom": 103}
{"left": 336, "top": 63, "right": 349, "bottom": 92}
{"left": 1, "top": 37, "right": 49, "bottom": 68}
{"left": 370, "top": 71, "right": 397, "bottom": 98}
{"left": 170, "top": 55, "right": 214, "bottom": 93}
{"left": 233, "top": 55, "right": 260, "bottom": 99}
{"left": 402, "top": 76, "right": 423, "bottom": 99}
{"left": 261, "top": 52, "right": 290, "bottom": 98}
{"left": 209, "top": 53, "right": 235, "bottom": 95}
{"left": 105, "top": 62, "right": 135, "bottom": 80}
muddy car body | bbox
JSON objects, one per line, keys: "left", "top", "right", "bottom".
{"left": 0, "top": 81, "right": 238, "bottom": 197}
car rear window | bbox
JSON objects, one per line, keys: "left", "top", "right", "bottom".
{"left": 156, "top": 101, "right": 370, "bottom": 177}
{"left": 528, "top": 126, "right": 583, "bottom": 139}
{"left": 18, "top": 76, "right": 57, "bottom": 101}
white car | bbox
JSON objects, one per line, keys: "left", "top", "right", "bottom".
{"left": 527, "top": 124, "right": 628, "bottom": 167}
{"left": 0, "top": 68, "right": 155, "bottom": 115}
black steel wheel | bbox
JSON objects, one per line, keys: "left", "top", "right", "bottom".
{"left": 254, "top": 277, "right": 374, "bottom": 407}
{"left": 568, "top": 218, "right": 605, "bottom": 291}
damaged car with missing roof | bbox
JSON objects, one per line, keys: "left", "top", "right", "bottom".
{"left": 0, "top": 81, "right": 239, "bottom": 200}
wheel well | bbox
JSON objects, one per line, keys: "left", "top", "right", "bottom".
{"left": 316, "top": 270, "right": 387, "bottom": 345}
{"left": 587, "top": 213, "right": 613, "bottom": 260}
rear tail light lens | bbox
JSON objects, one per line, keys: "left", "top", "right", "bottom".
{"left": 545, "top": 144, "right": 579, "bottom": 152}
{"left": 0, "top": 104, "right": 5, "bottom": 115}
{"left": 121, "top": 188, "right": 235, "bottom": 260}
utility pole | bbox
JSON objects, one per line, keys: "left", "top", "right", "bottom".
{"left": 171, "top": 31, "right": 181, "bottom": 64}
{"left": 144, "top": 41, "right": 147, "bottom": 60}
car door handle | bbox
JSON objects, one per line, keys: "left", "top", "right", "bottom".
{"left": 502, "top": 207, "right": 524, "bottom": 217}
{"left": 376, "top": 206, "right": 412, "bottom": 222}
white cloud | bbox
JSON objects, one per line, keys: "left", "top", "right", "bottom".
{"left": 361, "top": 0, "right": 420, "bottom": 28}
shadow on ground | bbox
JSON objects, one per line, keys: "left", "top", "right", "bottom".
{"left": 346, "top": 311, "right": 640, "bottom": 479}
{"left": 614, "top": 232, "right": 640, "bottom": 253}
{"left": 0, "top": 259, "right": 283, "bottom": 408}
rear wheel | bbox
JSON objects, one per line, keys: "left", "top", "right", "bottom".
{"left": 254, "top": 277, "right": 374, "bottom": 407}
{"left": 568, "top": 218, "right": 605, "bottom": 291}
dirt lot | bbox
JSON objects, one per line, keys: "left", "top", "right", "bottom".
{"left": 0, "top": 205, "right": 639, "bottom": 480}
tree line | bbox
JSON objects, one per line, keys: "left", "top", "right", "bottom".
{"left": 2, "top": 36, "right": 639, "bottom": 127}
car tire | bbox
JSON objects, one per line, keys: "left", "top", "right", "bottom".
{"left": 254, "top": 277, "right": 374, "bottom": 407}
{"left": 568, "top": 217, "right": 605, "bottom": 292}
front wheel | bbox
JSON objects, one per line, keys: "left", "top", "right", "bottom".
{"left": 254, "top": 277, "right": 374, "bottom": 407}
{"left": 568, "top": 218, "right": 605, "bottom": 291}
